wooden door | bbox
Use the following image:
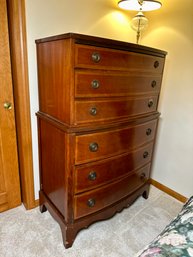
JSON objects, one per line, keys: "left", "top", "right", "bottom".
{"left": 0, "top": 0, "right": 21, "bottom": 212}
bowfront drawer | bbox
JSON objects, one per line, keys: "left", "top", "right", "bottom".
{"left": 75, "top": 119, "right": 157, "bottom": 164}
{"left": 74, "top": 164, "right": 150, "bottom": 219}
{"left": 75, "top": 142, "right": 153, "bottom": 193}
{"left": 75, "top": 44, "right": 164, "bottom": 73}
{"left": 75, "top": 71, "right": 162, "bottom": 98}
{"left": 75, "top": 96, "right": 158, "bottom": 124}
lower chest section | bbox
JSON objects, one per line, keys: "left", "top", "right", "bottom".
{"left": 38, "top": 117, "right": 157, "bottom": 221}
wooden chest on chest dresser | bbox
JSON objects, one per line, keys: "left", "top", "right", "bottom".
{"left": 36, "top": 33, "right": 167, "bottom": 248}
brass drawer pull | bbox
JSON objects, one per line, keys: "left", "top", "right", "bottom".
{"left": 140, "top": 172, "right": 146, "bottom": 181}
{"left": 143, "top": 151, "right": 149, "bottom": 159}
{"left": 148, "top": 99, "right": 154, "bottom": 108}
{"left": 91, "top": 80, "right": 100, "bottom": 89}
{"left": 88, "top": 171, "right": 97, "bottom": 181}
{"left": 89, "top": 142, "right": 99, "bottom": 152}
{"left": 151, "top": 80, "right": 157, "bottom": 88}
{"left": 154, "top": 61, "right": 159, "bottom": 68}
{"left": 146, "top": 128, "right": 152, "bottom": 136}
{"left": 89, "top": 107, "right": 97, "bottom": 116}
{"left": 92, "top": 52, "right": 101, "bottom": 63}
{"left": 87, "top": 198, "right": 96, "bottom": 207}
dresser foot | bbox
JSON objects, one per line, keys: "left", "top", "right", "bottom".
{"left": 40, "top": 204, "right": 47, "bottom": 213}
{"left": 142, "top": 185, "right": 150, "bottom": 199}
{"left": 60, "top": 226, "right": 76, "bottom": 249}
{"left": 39, "top": 190, "right": 47, "bottom": 213}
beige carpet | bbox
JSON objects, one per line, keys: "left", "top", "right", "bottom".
{"left": 0, "top": 186, "right": 183, "bottom": 257}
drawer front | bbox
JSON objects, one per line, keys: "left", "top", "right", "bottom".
{"left": 75, "top": 71, "right": 162, "bottom": 98}
{"left": 75, "top": 44, "right": 164, "bottom": 73}
{"left": 75, "top": 142, "right": 153, "bottom": 193}
{"left": 75, "top": 96, "right": 158, "bottom": 124}
{"left": 75, "top": 119, "right": 157, "bottom": 164}
{"left": 74, "top": 164, "right": 150, "bottom": 219}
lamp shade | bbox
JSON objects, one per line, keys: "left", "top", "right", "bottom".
{"left": 118, "top": 0, "right": 162, "bottom": 11}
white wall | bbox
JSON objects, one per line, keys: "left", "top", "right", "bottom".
{"left": 143, "top": 0, "right": 193, "bottom": 198}
{"left": 25, "top": 0, "right": 193, "bottom": 199}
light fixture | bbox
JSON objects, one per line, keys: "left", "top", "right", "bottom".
{"left": 118, "top": 0, "right": 162, "bottom": 12}
{"left": 118, "top": 0, "right": 162, "bottom": 44}
{"left": 131, "top": 11, "right": 148, "bottom": 44}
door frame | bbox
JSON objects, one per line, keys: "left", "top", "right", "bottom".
{"left": 6, "top": 0, "right": 36, "bottom": 209}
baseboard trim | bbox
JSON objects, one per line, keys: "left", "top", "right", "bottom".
{"left": 150, "top": 179, "right": 187, "bottom": 203}
{"left": 35, "top": 199, "right": 39, "bottom": 207}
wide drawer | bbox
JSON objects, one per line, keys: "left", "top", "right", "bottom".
{"left": 75, "top": 96, "right": 158, "bottom": 124}
{"left": 74, "top": 164, "right": 150, "bottom": 219}
{"left": 75, "top": 119, "right": 157, "bottom": 164}
{"left": 75, "top": 142, "right": 154, "bottom": 193}
{"left": 75, "top": 44, "right": 164, "bottom": 73}
{"left": 75, "top": 71, "right": 162, "bottom": 98}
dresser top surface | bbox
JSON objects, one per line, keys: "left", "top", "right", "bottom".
{"left": 35, "top": 32, "right": 167, "bottom": 57}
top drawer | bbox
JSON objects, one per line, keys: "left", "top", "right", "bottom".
{"left": 75, "top": 44, "right": 165, "bottom": 73}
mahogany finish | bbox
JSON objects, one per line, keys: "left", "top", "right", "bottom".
{"left": 75, "top": 71, "right": 161, "bottom": 97}
{"left": 75, "top": 142, "right": 153, "bottom": 193}
{"left": 36, "top": 33, "right": 167, "bottom": 248}
{"left": 74, "top": 164, "right": 150, "bottom": 219}
{"left": 75, "top": 96, "right": 158, "bottom": 124}
{"left": 75, "top": 119, "right": 157, "bottom": 164}
{"left": 75, "top": 45, "right": 165, "bottom": 73}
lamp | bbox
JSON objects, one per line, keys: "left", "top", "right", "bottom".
{"left": 131, "top": 11, "right": 148, "bottom": 44}
{"left": 118, "top": 0, "right": 162, "bottom": 44}
{"left": 118, "top": 0, "right": 162, "bottom": 11}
